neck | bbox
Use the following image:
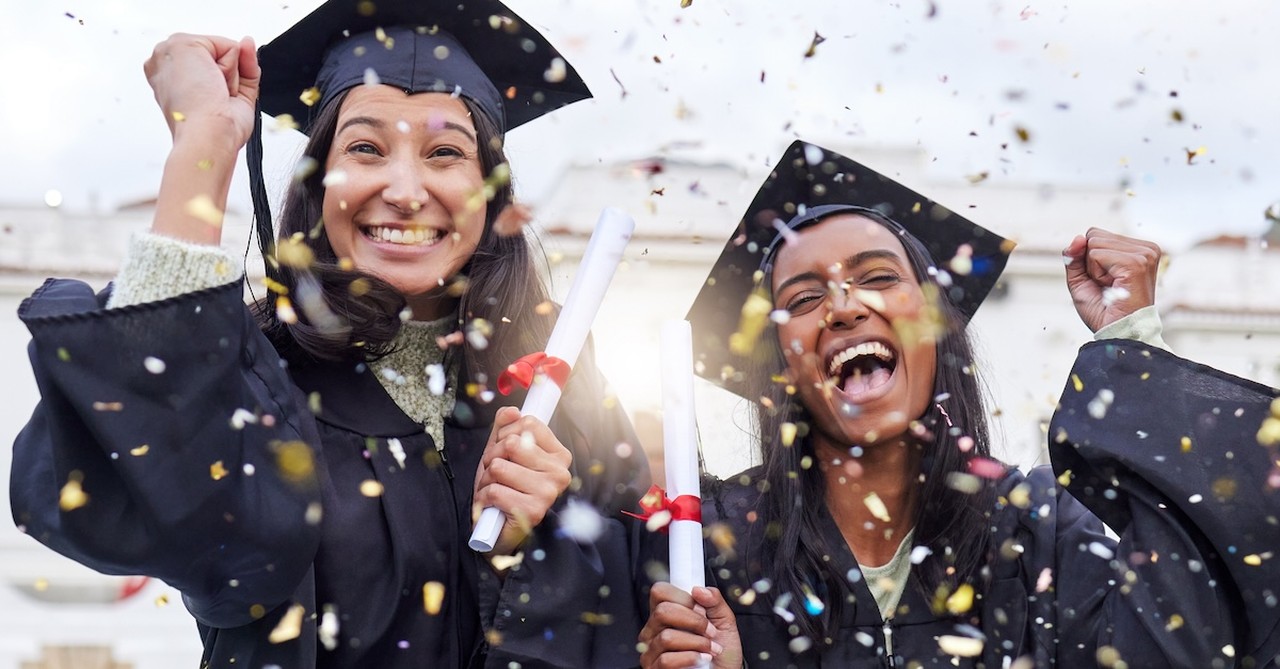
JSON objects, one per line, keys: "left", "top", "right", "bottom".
{"left": 403, "top": 291, "right": 458, "bottom": 322}
{"left": 815, "top": 433, "right": 921, "bottom": 567}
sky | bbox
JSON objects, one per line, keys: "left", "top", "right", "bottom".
{"left": 1, "top": 0, "right": 1278, "bottom": 251}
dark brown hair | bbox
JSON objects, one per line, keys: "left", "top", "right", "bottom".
{"left": 749, "top": 214, "right": 997, "bottom": 645}
{"left": 253, "top": 91, "right": 553, "bottom": 392}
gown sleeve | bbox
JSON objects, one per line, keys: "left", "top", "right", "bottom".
{"left": 478, "top": 335, "right": 652, "bottom": 668}
{"left": 9, "top": 278, "right": 324, "bottom": 629}
{"left": 1047, "top": 339, "right": 1280, "bottom": 666}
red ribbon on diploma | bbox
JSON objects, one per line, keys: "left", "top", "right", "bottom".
{"left": 497, "top": 352, "right": 572, "bottom": 395}
{"left": 623, "top": 484, "right": 702, "bottom": 532}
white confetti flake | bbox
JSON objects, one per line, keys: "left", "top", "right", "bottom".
{"left": 1087, "top": 542, "right": 1115, "bottom": 560}
{"left": 230, "top": 408, "right": 258, "bottom": 430}
{"left": 426, "top": 364, "right": 447, "bottom": 396}
{"left": 1101, "top": 286, "right": 1131, "bottom": 307}
{"left": 319, "top": 604, "right": 339, "bottom": 651}
{"left": 559, "top": 498, "right": 605, "bottom": 544}
{"left": 388, "top": 438, "right": 406, "bottom": 470}
{"left": 937, "top": 634, "right": 984, "bottom": 657}
{"left": 144, "top": 356, "right": 166, "bottom": 374}
{"left": 909, "top": 545, "right": 933, "bottom": 565}
{"left": 803, "top": 143, "right": 825, "bottom": 166}
{"left": 322, "top": 169, "right": 349, "bottom": 187}
{"left": 363, "top": 67, "right": 381, "bottom": 87}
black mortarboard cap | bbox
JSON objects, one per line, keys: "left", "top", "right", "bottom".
{"left": 686, "top": 140, "right": 1014, "bottom": 399}
{"left": 248, "top": 0, "right": 591, "bottom": 281}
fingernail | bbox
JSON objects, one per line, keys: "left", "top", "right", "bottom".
{"left": 705, "top": 621, "right": 717, "bottom": 638}
{"left": 711, "top": 641, "right": 724, "bottom": 655}
{"left": 700, "top": 653, "right": 713, "bottom": 664}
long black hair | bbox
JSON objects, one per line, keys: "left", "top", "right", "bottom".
{"left": 252, "top": 91, "right": 553, "bottom": 393}
{"left": 749, "top": 212, "right": 997, "bottom": 643}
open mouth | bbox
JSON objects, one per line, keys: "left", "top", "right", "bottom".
{"left": 826, "top": 340, "right": 898, "bottom": 398}
{"left": 361, "top": 225, "right": 444, "bottom": 246}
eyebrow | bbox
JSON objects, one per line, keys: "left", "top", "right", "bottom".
{"left": 773, "top": 249, "right": 906, "bottom": 296}
{"left": 336, "top": 116, "right": 477, "bottom": 145}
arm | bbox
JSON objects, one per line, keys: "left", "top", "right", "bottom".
{"left": 1047, "top": 341, "right": 1280, "bottom": 665}
{"left": 11, "top": 279, "right": 323, "bottom": 628}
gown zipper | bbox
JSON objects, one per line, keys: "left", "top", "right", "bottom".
{"left": 883, "top": 619, "right": 896, "bottom": 668}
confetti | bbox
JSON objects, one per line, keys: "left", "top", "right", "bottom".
{"left": 544, "top": 57, "right": 567, "bottom": 83}
{"left": 275, "top": 441, "right": 317, "bottom": 484}
{"left": 319, "top": 605, "right": 339, "bottom": 650}
{"left": 937, "top": 634, "right": 984, "bottom": 657}
{"left": 862, "top": 492, "right": 891, "bottom": 522}
{"left": 130, "top": 445, "right": 150, "bottom": 457}
{"left": 680, "top": 0, "right": 693, "bottom": 6}
{"left": 1035, "top": 567, "right": 1053, "bottom": 592}
{"left": 780, "top": 422, "right": 798, "bottom": 447}
{"left": 185, "top": 195, "right": 223, "bottom": 225}
{"left": 143, "top": 356, "right": 167, "bottom": 374}
{"left": 299, "top": 87, "right": 321, "bottom": 107}
{"left": 210, "top": 461, "right": 229, "bottom": 481}
{"left": 360, "top": 480, "right": 385, "bottom": 497}
{"left": 1181, "top": 436, "right": 1193, "bottom": 453}
{"left": 92, "top": 401, "right": 124, "bottom": 412}
{"left": 59, "top": 472, "right": 88, "bottom": 511}
{"left": 268, "top": 604, "right": 305, "bottom": 643}
{"left": 729, "top": 290, "right": 773, "bottom": 356}
{"left": 559, "top": 498, "right": 605, "bottom": 543}
{"left": 423, "top": 581, "right": 445, "bottom": 615}
{"left": 803, "top": 31, "right": 826, "bottom": 59}
{"left": 946, "top": 584, "right": 974, "bottom": 614}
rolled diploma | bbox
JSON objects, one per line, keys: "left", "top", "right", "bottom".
{"left": 662, "top": 320, "right": 704, "bottom": 593}
{"left": 468, "top": 207, "right": 636, "bottom": 553}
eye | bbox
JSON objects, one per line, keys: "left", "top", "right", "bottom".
{"left": 429, "top": 145, "right": 467, "bottom": 159}
{"left": 861, "top": 271, "right": 901, "bottom": 287}
{"left": 784, "top": 291, "right": 824, "bottom": 316}
{"left": 347, "top": 142, "right": 381, "bottom": 156}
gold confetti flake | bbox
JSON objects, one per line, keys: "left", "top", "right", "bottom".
{"left": 275, "top": 237, "right": 316, "bottom": 269}
{"left": 59, "top": 472, "right": 88, "bottom": 511}
{"left": 1071, "top": 374, "right": 1084, "bottom": 392}
{"left": 729, "top": 290, "right": 772, "bottom": 356}
{"left": 1096, "top": 646, "right": 1124, "bottom": 667}
{"left": 1165, "top": 614, "right": 1183, "bottom": 631}
{"left": 681, "top": 0, "right": 692, "bottom": 6}
{"left": 268, "top": 603, "right": 306, "bottom": 643}
{"left": 276, "top": 296, "right": 298, "bottom": 324}
{"left": 360, "top": 479, "right": 385, "bottom": 497}
{"left": 185, "top": 195, "right": 224, "bottom": 226}
{"left": 33, "top": 578, "right": 49, "bottom": 592}
{"left": 423, "top": 581, "right": 445, "bottom": 615}
{"left": 210, "top": 461, "right": 229, "bottom": 481}
{"left": 1008, "top": 483, "right": 1031, "bottom": 508}
{"left": 272, "top": 114, "right": 299, "bottom": 131}
{"left": 92, "top": 401, "right": 124, "bottom": 412}
{"left": 275, "top": 440, "right": 317, "bottom": 484}
{"left": 155, "top": 593, "right": 170, "bottom": 607}
{"left": 803, "top": 31, "right": 826, "bottom": 58}
{"left": 1180, "top": 436, "right": 1192, "bottom": 453}
{"left": 780, "top": 422, "right": 797, "bottom": 447}
{"left": 1057, "top": 469, "right": 1073, "bottom": 486}
{"left": 1243, "top": 554, "right": 1265, "bottom": 566}
{"left": 130, "top": 445, "right": 150, "bottom": 457}
{"left": 171, "top": 111, "right": 186, "bottom": 122}
{"left": 945, "top": 583, "right": 974, "bottom": 614}
{"left": 299, "top": 87, "right": 321, "bottom": 107}
{"left": 862, "top": 492, "right": 891, "bottom": 522}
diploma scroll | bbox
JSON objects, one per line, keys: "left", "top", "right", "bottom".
{"left": 468, "top": 207, "right": 635, "bottom": 553}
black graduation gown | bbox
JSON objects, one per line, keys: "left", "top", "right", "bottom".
{"left": 10, "top": 278, "right": 650, "bottom": 668}
{"left": 666, "top": 340, "right": 1279, "bottom": 668}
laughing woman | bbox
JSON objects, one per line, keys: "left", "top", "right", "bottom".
{"left": 638, "top": 141, "right": 1280, "bottom": 668}
{"left": 10, "top": 1, "right": 648, "bottom": 667}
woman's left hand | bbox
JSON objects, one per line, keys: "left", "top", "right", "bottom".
{"left": 473, "top": 406, "right": 573, "bottom": 556}
{"left": 1063, "top": 228, "right": 1163, "bottom": 332}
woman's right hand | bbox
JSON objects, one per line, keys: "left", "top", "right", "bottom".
{"left": 143, "top": 34, "right": 260, "bottom": 150}
{"left": 640, "top": 582, "right": 743, "bottom": 669}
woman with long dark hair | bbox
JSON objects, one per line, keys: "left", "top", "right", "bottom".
{"left": 638, "top": 140, "right": 1280, "bottom": 667}
{"left": 10, "top": 1, "right": 647, "bottom": 667}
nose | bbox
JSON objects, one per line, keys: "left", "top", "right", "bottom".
{"left": 825, "top": 280, "right": 870, "bottom": 330}
{"left": 381, "top": 156, "right": 430, "bottom": 214}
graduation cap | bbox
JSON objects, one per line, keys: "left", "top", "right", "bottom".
{"left": 686, "top": 140, "right": 1014, "bottom": 399}
{"left": 247, "top": 0, "right": 591, "bottom": 280}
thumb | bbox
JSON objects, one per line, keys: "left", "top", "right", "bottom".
{"left": 692, "top": 587, "right": 733, "bottom": 627}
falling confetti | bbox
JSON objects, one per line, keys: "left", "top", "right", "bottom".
{"left": 937, "top": 635, "right": 984, "bottom": 657}
{"left": 360, "top": 480, "right": 385, "bottom": 497}
{"left": 299, "top": 87, "right": 321, "bottom": 107}
{"left": 59, "top": 472, "right": 89, "bottom": 511}
{"left": 560, "top": 498, "right": 605, "bottom": 543}
{"left": 185, "top": 195, "right": 223, "bottom": 225}
{"left": 945, "top": 584, "right": 974, "bottom": 614}
{"left": 210, "top": 461, "right": 229, "bottom": 481}
{"left": 863, "top": 492, "right": 891, "bottom": 522}
{"left": 803, "top": 31, "right": 826, "bottom": 58}
{"left": 420, "top": 581, "right": 446, "bottom": 615}
{"left": 268, "top": 604, "right": 305, "bottom": 643}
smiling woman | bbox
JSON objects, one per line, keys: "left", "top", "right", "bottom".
{"left": 637, "top": 140, "right": 1280, "bottom": 669}
{"left": 8, "top": 1, "right": 650, "bottom": 668}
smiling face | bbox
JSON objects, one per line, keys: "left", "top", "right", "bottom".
{"left": 321, "top": 86, "right": 488, "bottom": 320}
{"left": 770, "top": 213, "right": 939, "bottom": 450}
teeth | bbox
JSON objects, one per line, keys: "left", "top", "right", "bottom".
{"left": 827, "top": 341, "right": 895, "bottom": 378}
{"left": 364, "top": 226, "right": 441, "bottom": 245}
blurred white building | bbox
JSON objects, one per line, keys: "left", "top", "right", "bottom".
{"left": 1, "top": 146, "right": 1277, "bottom": 667}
